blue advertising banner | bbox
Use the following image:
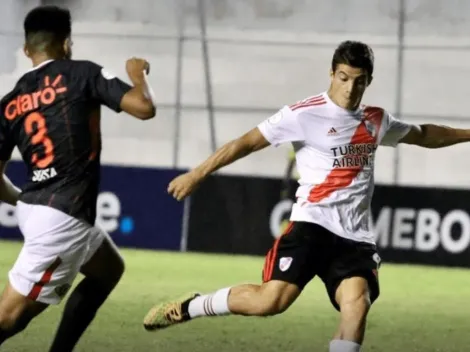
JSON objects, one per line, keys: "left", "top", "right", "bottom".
{"left": 0, "top": 161, "right": 184, "bottom": 251}
{"left": 188, "top": 173, "right": 470, "bottom": 268}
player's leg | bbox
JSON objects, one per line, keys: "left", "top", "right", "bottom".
{"left": 48, "top": 228, "right": 124, "bottom": 352}
{"left": 143, "top": 280, "right": 301, "bottom": 331}
{"left": 324, "top": 240, "right": 381, "bottom": 352}
{"left": 191, "top": 278, "right": 300, "bottom": 317}
{"left": 0, "top": 279, "right": 48, "bottom": 344}
{"left": 331, "top": 277, "right": 371, "bottom": 350}
{"left": 144, "top": 221, "right": 316, "bottom": 331}
{"left": 0, "top": 202, "right": 88, "bottom": 345}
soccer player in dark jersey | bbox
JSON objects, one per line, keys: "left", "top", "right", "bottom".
{"left": 0, "top": 5, "right": 156, "bottom": 351}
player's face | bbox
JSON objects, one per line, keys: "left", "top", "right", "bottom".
{"left": 329, "top": 64, "right": 371, "bottom": 110}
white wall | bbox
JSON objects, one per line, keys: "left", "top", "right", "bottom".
{"left": 3, "top": 0, "right": 470, "bottom": 188}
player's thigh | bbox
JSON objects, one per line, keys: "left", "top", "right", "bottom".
{"left": 80, "top": 226, "right": 124, "bottom": 283}
{"left": 262, "top": 221, "right": 320, "bottom": 293}
{"left": 323, "top": 239, "right": 380, "bottom": 311}
{"left": 9, "top": 202, "right": 92, "bottom": 306}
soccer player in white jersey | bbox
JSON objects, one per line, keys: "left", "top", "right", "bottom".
{"left": 143, "top": 41, "right": 470, "bottom": 351}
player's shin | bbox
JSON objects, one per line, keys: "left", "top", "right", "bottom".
{"left": 189, "top": 282, "right": 297, "bottom": 318}
{"left": 48, "top": 277, "right": 116, "bottom": 352}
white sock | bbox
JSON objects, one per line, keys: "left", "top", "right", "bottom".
{"left": 329, "top": 340, "right": 361, "bottom": 352}
{"left": 188, "top": 287, "right": 231, "bottom": 318}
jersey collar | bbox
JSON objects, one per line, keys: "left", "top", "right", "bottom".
{"left": 324, "top": 91, "right": 362, "bottom": 116}
{"left": 26, "top": 59, "right": 55, "bottom": 73}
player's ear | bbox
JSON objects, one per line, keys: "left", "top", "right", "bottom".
{"left": 368, "top": 75, "right": 373, "bottom": 86}
{"left": 329, "top": 68, "right": 334, "bottom": 79}
{"left": 63, "top": 37, "right": 72, "bottom": 58}
{"left": 23, "top": 44, "right": 30, "bottom": 58}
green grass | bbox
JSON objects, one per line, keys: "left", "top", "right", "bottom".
{"left": 0, "top": 239, "right": 469, "bottom": 351}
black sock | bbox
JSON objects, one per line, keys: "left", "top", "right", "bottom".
{"left": 48, "top": 277, "right": 114, "bottom": 352}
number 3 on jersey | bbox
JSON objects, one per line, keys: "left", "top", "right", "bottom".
{"left": 24, "top": 112, "right": 55, "bottom": 168}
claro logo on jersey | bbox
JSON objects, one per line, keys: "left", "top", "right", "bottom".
{"left": 5, "top": 75, "right": 67, "bottom": 120}
{"left": 0, "top": 192, "right": 134, "bottom": 235}
{"left": 330, "top": 144, "right": 377, "bottom": 168}
{"left": 375, "top": 207, "right": 470, "bottom": 254}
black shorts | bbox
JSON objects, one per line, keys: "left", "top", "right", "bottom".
{"left": 262, "top": 221, "right": 380, "bottom": 311}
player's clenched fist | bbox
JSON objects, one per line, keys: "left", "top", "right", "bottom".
{"left": 167, "top": 171, "right": 203, "bottom": 201}
{"left": 126, "top": 57, "right": 150, "bottom": 84}
{"left": 126, "top": 57, "right": 150, "bottom": 74}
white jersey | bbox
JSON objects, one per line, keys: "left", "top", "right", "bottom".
{"left": 257, "top": 92, "right": 413, "bottom": 244}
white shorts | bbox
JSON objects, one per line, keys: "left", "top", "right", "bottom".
{"left": 8, "top": 201, "right": 111, "bottom": 305}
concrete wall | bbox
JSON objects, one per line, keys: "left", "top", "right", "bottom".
{"left": 2, "top": 0, "right": 470, "bottom": 188}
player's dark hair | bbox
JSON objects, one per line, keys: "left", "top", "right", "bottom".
{"left": 24, "top": 5, "right": 71, "bottom": 53}
{"left": 332, "top": 41, "right": 374, "bottom": 79}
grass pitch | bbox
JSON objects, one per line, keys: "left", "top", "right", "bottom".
{"left": 0, "top": 239, "right": 468, "bottom": 351}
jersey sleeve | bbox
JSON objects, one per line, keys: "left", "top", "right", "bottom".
{"left": 380, "top": 111, "right": 413, "bottom": 147}
{"left": 257, "top": 106, "right": 305, "bottom": 147}
{"left": 86, "top": 61, "right": 132, "bottom": 112}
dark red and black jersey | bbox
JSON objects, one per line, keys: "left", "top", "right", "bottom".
{"left": 0, "top": 59, "right": 132, "bottom": 224}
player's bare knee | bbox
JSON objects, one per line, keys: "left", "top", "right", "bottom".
{"left": 255, "top": 283, "right": 297, "bottom": 316}
{"left": 254, "top": 296, "right": 286, "bottom": 316}
{"left": 270, "top": 298, "right": 290, "bottom": 315}
{"left": 340, "top": 292, "right": 371, "bottom": 321}
{"left": 336, "top": 277, "right": 372, "bottom": 319}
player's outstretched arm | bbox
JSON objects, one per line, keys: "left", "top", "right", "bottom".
{"left": 120, "top": 58, "right": 156, "bottom": 120}
{"left": 399, "top": 124, "right": 470, "bottom": 148}
{"left": 195, "top": 127, "right": 270, "bottom": 178}
{"left": 0, "top": 161, "right": 20, "bottom": 205}
{"left": 168, "top": 127, "right": 270, "bottom": 201}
